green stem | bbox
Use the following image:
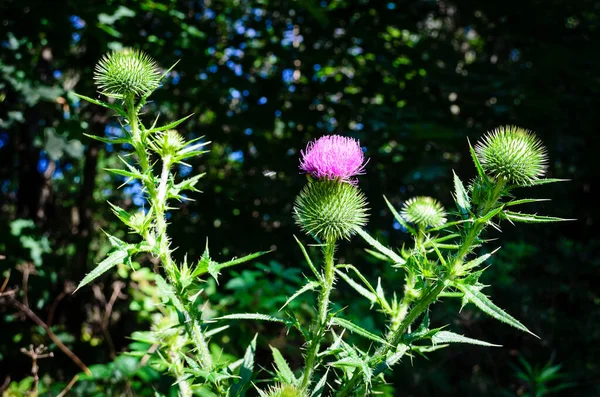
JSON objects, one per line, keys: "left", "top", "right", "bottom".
{"left": 124, "top": 99, "right": 214, "bottom": 375}
{"left": 300, "top": 240, "right": 336, "bottom": 392}
{"left": 336, "top": 281, "right": 445, "bottom": 397}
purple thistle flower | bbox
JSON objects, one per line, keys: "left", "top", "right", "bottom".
{"left": 300, "top": 135, "right": 366, "bottom": 183}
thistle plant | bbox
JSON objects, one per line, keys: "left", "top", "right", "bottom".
{"left": 224, "top": 128, "right": 569, "bottom": 396}
{"left": 74, "top": 48, "right": 267, "bottom": 395}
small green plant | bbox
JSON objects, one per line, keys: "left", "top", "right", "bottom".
{"left": 75, "top": 48, "right": 268, "bottom": 395}
{"left": 503, "top": 355, "right": 575, "bottom": 397}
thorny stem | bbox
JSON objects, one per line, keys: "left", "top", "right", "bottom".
{"left": 300, "top": 239, "right": 336, "bottom": 392}
{"left": 338, "top": 179, "right": 508, "bottom": 396}
{"left": 124, "top": 99, "right": 214, "bottom": 388}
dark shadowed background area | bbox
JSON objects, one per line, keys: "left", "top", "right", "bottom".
{"left": 1, "top": 0, "right": 599, "bottom": 395}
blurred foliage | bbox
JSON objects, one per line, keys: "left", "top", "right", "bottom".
{"left": 0, "top": 0, "right": 598, "bottom": 395}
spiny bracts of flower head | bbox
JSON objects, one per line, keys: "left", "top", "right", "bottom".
{"left": 150, "top": 130, "right": 186, "bottom": 156}
{"left": 294, "top": 179, "right": 368, "bottom": 242}
{"left": 300, "top": 135, "right": 366, "bottom": 184}
{"left": 475, "top": 126, "right": 548, "bottom": 186}
{"left": 401, "top": 196, "right": 447, "bottom": 228}
{"left": 94, "top": 48, "right": 161, "bottom": 98}
{"left": 257, "top": 384, "right": 308, "bottom": 397}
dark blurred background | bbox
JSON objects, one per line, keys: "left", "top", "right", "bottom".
{"left": 0, "top": 0, "right": 599, "bottom": 395}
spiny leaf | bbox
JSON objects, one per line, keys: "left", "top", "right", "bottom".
{"left": 432, "top": 331, "right": 501, "bottom": 347}
{"left": 502, "top": 211, "right": 574, "bottom": 223}
{"left": 145, "top": 113, "right": 194, "bottom": 134}
{"left": 293, "top": 235, "right": 322, "bottom": 281}
{"left": 310, "top": 370, "right": 329, "bottom": 397}
{"left": 107, "top": 202, "right": 132, "bottom": 224}
{"left": 280, "top": 281, "right": 319, "bottom": 311}
{"left": 330, "top": 317, "right": 387, "bottom": 345}
{"left": 211, "top": 250, "right": 271, "bottom": 278}
{"left": 229, "top": 334, "right": 257, "bottom": 397}
{"left": 75, "top": 248, "right": 129, "bottom": 292}
{"left": 504, "top": 198, "right": 551, "bottom": 207}
{"left": 270, "top": 346, "right": 297, "bottom": 385}
{"left": 73, "top": 93, "right": 128, "bottom": 118}
{"left": 336, "top": 269, "right": 377, "bottom": 305}
{"left": 462, "top": 248, "right": 500, "bottom": 271}
{"left": 205, "top": 325, "right": 230, "bottom": 338}
{"left": 383, "top": 196, "right": 416, "bottom": 235}
{"left": 453, "top": 171, "right": 471, "bottom": 217}
{"left": 105, "top": 168, "right": 144, "bottom": 180}
{"left": 478, "top": 206, "right": 504, "bottom": 224}
{"left": 468, "top": 137, "right": 486, "bottom": 179}
{"left": 83, "top": 133, "right": 130, "bottom": 145}
{"left": 354, "top": 228, "right": 405, "bottom": 266}
{"left": 216, "top": 313, "right": 289, "bottom": 324}
{"left": 525, "top": 178, "right": 570, "bottom": 186}
{"left": 454, "top": 282, "right": 538, "bottom": 337}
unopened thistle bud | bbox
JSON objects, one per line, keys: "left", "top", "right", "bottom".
{"left": 475, "top": 126, "right": 548, "bottom": 186}
{"left": 401, "top": 196, "right": 447, "bottom": 229}
{"left": 294, "top": 135, "right": 369, "bottom": 242}
{"left": 151, "top": 130, "right": 186, "bottom": 157}
{"left": 294, "top": 180, "right": 368, "bottom": 242}
{"left": 258, "top": 384, "right": 308, "bottom": 397}
{"left": 94, "top": 48, "right": 161, "bottom": 98}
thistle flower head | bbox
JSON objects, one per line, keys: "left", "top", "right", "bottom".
{"left": 258, "top": 384, "right": 308, "bottom": 397}
{"left": 300, "top": 135, "right": 366, "bottom": 184}
{"left": 94, "top": 48, "right": 161, "bottom": 98}
{"left": 401, "top": 196, "right": 447, "bottom": 228}
{"left": 475, "top": 126, "right": 548, "bottom": 186}
{"left": 294, "top": 180, "right": 368, "bottom": 242}
{"left": 152, "top": 130, "right": 186, "bottom": 156}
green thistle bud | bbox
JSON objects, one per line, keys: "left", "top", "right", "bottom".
{"left": 401, "top": 196, "right": 447, "bottom": 228}
{"left": 258, "top": 384, "right": 308, "bottom": 397}
{"left": 150, "top": 130, "right": 186, "bottom": 157}
{"left": 294, "top": 179, "right": 368, "bottom": 242}
{"left": 128, "top": 211, "right": 150, "bottom": 234}
{"left": 94, "top": 48, "right": 161, "bottom": 98}
{"left": 475, "top": 126, "right": 548, "bottom": 186}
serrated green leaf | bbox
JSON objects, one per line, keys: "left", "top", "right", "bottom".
{"left": 526, "top": 178, "right": 570, "bottom": 186}
{"left": 74, "top": 93, "right": 128, "bottom": 118}
{"left": 216, "top": 313, "right": 289, "bottom": 324}
{"left": 310, "top": 370, "right": 329, "bottom": 397}
{"left": 107, "top": 202, "right": 132, "bottom": 224}
{"left": 432, "top": 330, "right": 501, "bottom": 347}
{"left": 145, "top": 113, "right": 194, "bottom": 134}
{"left": 76, "top": 248, "right": 128, "bottom": 292}
{"left": 364, "top": 248, "right": 392, "bottom": 262}
{"left": 83, "top": 133, "right": 130, "bottom": 145}
{"left": 383, "top": 196, "right": 416, "bottom": 235}
{"left": 280, "top": 280, "right": 319, "bottom": 311}
{"left": 330, "top": 317, "right": 387, "bottom": 345}
{"left": 336, "top": 269, "right": 376, "bottom": 304}
{"left": 502, "top": 211, "right": 574, "bottom": 223}
{"left": 462, "top": 248, "right": 499, "bottom": 271}
{"left": 453, "top": 171, "right": 471, "bottom": 217}
{"left": 478, "top": 206, "right": 504, "bottom": 224}
{"left": 270, "top": 346, "right": 297, "bottom": 385}
{"left": 354, "top": 228, "right": 405, "bottom": 266}
{"left": 205, "top": 325, "right": 230, "bottom": 338}
{"left": 105, "top": 168, "right": 143, "bottom": 180}
{"left": 454, "top": 282, "right": 538, "bottom": 337}
{"left": 504, "top": 198, "right": 551, "bottom": 207}
{"left": 468, "top": 138, "right": 486, "bottom": 179}
{"left": 229, "top": 334, "right": 257, "bottom": 397}
{"left": 294, "top": 235, "right": 322, "bottom": 281}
